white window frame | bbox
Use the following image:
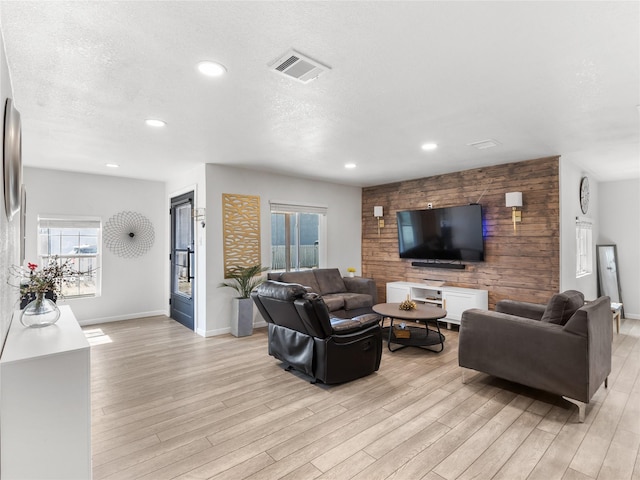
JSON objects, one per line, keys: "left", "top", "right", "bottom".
{"left": 269, "top": 200, "right": 327, "bottom": 272}
{"left": 37, "top": 216, "right": 102, "bottom": 298}
{"left": 576, "top": 217, "right": 593, "bottom": 278}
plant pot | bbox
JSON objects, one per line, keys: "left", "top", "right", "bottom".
{"left": 231, "top": 297, "right": 254, "bottom": 337}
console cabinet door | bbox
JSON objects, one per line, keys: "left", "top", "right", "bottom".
{"left": 387, "top": 284, "right": 410, "bottom": 303}
{"left": 442, "top": 290, "right": 487, "bottom": 321}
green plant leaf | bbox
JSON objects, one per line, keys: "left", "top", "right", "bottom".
{"left": 218, "top": 264, "right": 269, "bottom": 298}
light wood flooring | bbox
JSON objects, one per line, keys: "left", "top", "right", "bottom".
{"left": 87, "top": 315, "right": 640, "bottom": 480}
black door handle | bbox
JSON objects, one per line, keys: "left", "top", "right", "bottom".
{"left": 187, "top": 248, "right": 194, "bottom": 281}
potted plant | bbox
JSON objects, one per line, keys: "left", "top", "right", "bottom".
{"left": 218, "top": 264, "right": 268, "bottom": 337}
{"left": 10, "top": 257, "right": 87, "bottom": 328}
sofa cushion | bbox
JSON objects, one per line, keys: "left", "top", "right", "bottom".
{"left": 341, "top": 292, "right": 374, "bottom": 311}
{"left": 541, "top": 290, "right": 585, "bottom": 326}
{"left": 320, "top": 293, "right": 346, "bottom": 312}
{"left": 278, "top": 271, "right": 321, "bottom": 294}
{"left": 255, "top": 281, "right": 307, "bottom": 301}
{"left": 314, "top": 268, "right": 347, "bottom": 295}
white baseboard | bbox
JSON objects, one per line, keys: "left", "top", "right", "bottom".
{"left": 199, "top": 326, "right": 230, "bottom": 337}
{"left": 82, "top": 314, "right": 268, "bottom": 337}
{"left": 198, "top": 319, "right": 268, "bottom": 337}
{"left": 78, "top": 310, "right": 167, "bottom": 326}
{"left": 624, "top": 313, "right": 639, "bottom": 320}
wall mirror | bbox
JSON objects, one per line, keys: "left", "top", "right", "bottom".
{"left": 596, "top": 244, "right": 623, "bottom": 314}
{"left": 3, "top": 98, "right": 22, "bottom": 220}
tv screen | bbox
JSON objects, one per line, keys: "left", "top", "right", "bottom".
{"left": 396, "top": 204, "right": 484, "bottom": 261}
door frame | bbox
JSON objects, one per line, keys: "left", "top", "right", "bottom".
{"left": 169, "top": 188, "right": 197, "bottom": 331}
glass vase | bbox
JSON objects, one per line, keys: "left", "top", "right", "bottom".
{"left": 20, "top": 293, "right": 61, "bottom": 328}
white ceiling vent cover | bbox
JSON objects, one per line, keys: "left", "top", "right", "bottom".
{"left": 269, "top": 49, "right": 331, "bottom": 84}
{"left": 467, "top": 139, "right": 502, "bottom": 150}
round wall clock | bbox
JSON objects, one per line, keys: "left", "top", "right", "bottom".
{"left": 3, "top": 98, "right": 22, "bottom": 220}
{"left": 579, "top": 176, "right": 590, "bottom": 214}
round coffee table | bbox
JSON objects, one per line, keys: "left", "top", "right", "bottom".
{"left": 373, "top": 302, "right": 447, "bottom": 352}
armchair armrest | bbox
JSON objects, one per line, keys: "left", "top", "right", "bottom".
{"left": 496, "top": 299, "right": 546, "bottom": 320}
{"left": 330, "top": 313, "right": 380, "bottom": 334}
{"left": 343, "top": 277, "right": 377, "bottom": 302}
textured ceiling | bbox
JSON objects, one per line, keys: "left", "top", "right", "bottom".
{"left": 0, "top": 1, "right": 638, "bottom": 186}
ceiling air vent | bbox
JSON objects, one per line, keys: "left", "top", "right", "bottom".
{"left": 467, "top": 139, "right": 501, "bottom": 150}
{"left": 269, "top": 49, "right": 330, "bottom": 84}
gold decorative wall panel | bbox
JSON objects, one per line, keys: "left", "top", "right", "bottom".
{"left": 222, "top": 194, "right": 261, "bottom": 277}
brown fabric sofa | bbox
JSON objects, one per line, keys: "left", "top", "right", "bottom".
{"left": 267, "top": 268, "right": 376, "bottom": 318}
{"left": 251, "top": 281, "right": 382, "bottom": 384}
{"left": 458, "top": 291, "right": 612, "bottom": 422}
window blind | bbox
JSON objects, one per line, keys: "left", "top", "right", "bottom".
{"left": 269, "top": 201, "right": 327, "bottom": 215}
{"left": 38, "top": 217, "right": 101, "bottom": 229}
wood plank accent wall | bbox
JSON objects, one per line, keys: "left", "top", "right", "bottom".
{"left": 362, "top": 156, "right": 560, "bottom": 309}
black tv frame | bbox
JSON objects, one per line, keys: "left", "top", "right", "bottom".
{"left": 396, "top": 204, "right": 484, "bottom": 264}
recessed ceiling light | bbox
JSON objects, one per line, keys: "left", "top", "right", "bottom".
{"left": 145, "top": 119, "right": 166, "bottom": 127}
{"left": 197, "top": 61, "right": 227, "bottom": 77}
{"left": 105, "top": 163, "right": 119, "bottom": 168}
{"left": 344, "top": 163, "right": 357, "bottom": 169}
{"left": 421, "top": 143, "right": 438, "bottom": 151}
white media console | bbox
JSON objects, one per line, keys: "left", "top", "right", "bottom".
{"left": 386, "top": 281, "right": 488, "bottom": 328}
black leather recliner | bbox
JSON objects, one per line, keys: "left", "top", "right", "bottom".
{"left": 251, "top": 280, "right": 383, "bottom": 384}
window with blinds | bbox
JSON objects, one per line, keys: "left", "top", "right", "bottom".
{"left": 38, "top": 216, "right": 102, "bottom": 298}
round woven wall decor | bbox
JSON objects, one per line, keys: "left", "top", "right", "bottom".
{"left": 104, "top": 211, "right": 155, "bottom": 258}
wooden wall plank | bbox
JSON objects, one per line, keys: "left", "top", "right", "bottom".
{"left": 362, "top": 156, "right": 560, "bottom": 309}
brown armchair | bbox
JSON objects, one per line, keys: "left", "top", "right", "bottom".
{"left": 458, "top": 291, "right": 612, "bottom": 422}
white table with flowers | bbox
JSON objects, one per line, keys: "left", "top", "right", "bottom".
{"left": 0, "top": 305, "right": 91, "bottom": 479}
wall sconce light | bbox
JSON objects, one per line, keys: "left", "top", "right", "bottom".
{"left": 505, "top": 192, "right": 523, "bottom": 232}
{"left": 192, "top": 207, "right": 206, "bottom": 228}
{"left": 374, "top": 206, "right": 384, "bottom": 236}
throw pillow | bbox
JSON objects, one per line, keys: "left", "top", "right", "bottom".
{"left": 315, "top": 269, "right": 347, "bottom": 295}
{"left": 279, "top": 271, "right": 321, "bottom": 294}
{"left": 541, "top": 290, "right": 585, "bottom": 325}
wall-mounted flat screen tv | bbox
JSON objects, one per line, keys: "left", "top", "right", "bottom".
{"left": 396, "top": 204, "right": 484, "bottom": 261}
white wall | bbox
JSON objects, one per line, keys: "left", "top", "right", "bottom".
{"left": 559, "top": 155, "right": 599, "bottom": 299}
{"left": 598, "top": 179, "right": 640, "bottom": 319}
{"left": 202, "top": 164, "right": 362, "bottom": 336}
{"left": 23, "top": 167, "right": 167, "bottom": 324}
{"left": 0, "top": 29, "right": 20, "bottom": 345}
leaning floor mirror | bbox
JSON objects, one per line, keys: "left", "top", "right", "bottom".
{"left": 596, "top": 244, "right": 623, "bottom": 317}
